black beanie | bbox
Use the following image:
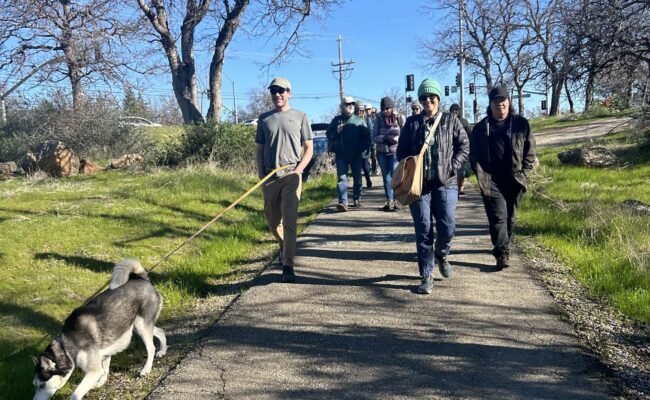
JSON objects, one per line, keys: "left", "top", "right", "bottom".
{"left": 380, "top": 96, "right": 395, "bottom": 110}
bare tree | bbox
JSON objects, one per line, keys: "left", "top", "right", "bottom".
{"left": 0, "top": 0, "right": 150, "bottom": 109}
{"left": 238, "top": 87, "right": 276, "bottom": 121}
{"left": 137, "top": 0, "right": 211, "bottom": 124}
{"left": 524, "top": 0, "right": 571, "bottom": 115}
{"left": 491, "top": 0, "right": 540, "bottom": 114}
{"left": 206, "top": 0, "right": 339, "bottom": 120}
{"left": 139, "top": 0, "right": 338, "bottom": 124}
{"left": 420, "top": 0, "right": 500, "bottom": 94}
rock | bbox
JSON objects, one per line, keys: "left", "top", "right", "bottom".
{"left": 109, "top": 153, "right": 144, "bottom": 169}
{"left": 557, "top": 146, "right": 618, "bottom": 168}
{"left": 0, "top": 161, "right": 17, "bottom": 180}
{"left": 20, "top": 153, "right": 39, "bottom": 175}
{"left": 303, "top": 152, "right": 335, "bottom": 181}
{"left": 620, "top": 199, "right": 650, "bottom": 217}
{"left": 35, "top": 141, "right": 79, "bottom": 177}
{"left": 79, "top": 159, "right": 102, "bottom": 175}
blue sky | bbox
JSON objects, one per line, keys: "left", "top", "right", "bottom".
{"left": 210, "top": 0, "right": 470, "bottom": 123}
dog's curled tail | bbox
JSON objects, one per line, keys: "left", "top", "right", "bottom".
{"left": 110, "top": 258, "right": 148, "bottom": 289}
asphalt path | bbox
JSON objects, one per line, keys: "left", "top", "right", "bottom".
{"left": 148, "top": 174, "right": 613, "bottom": 399}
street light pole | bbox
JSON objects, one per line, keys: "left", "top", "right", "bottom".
{"left": 223, "top": 72, "right": 237, "bottom": 123}
{"left": 458, "top": 0, "right": 465, "bottom": 118}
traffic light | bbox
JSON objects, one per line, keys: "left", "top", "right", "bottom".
{"left": 469, "top": 83, "right": 475, "bottom": 95}
{"left": 455, "top": 73, "right": 461, "bottom": 87}
{"left": 445, "top": 86, "right": 450, "bottom": 96}
{"left": 406, "top": 95, "right": 413, "bottom": 103}
{"left": 406, "top": 74, "right": 415, "bottom": 91}
{"left": 541, "top": 100, "right": 547, "bottom": 110}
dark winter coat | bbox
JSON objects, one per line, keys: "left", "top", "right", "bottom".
{"left": 326, "top": 114, "right": 372, "bottom": 161}
{"left": 469, "top": 114, "right": 537, "bottom": 195}
{"left": 397, "top": 112, "right": 469, "bottom": 187}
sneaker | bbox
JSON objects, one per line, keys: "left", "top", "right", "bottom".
{"left": 353, "top": 199, "right": 361, "bottom": 208}
{"left": 496, "top": 256, "right": 510, "bottom": 270}
{"left": 437, "top": 257, "right": 453, "bottom": 278}
{"left": 281, "top": 265, "right": 296, "bottom": 283}
{"left": 417, "top": 276, "right": 433, "bottom": 294}
{"left": 392, "top": 200, "right": 401, "bottom": 210}
{"left": 336, "top": 203, "right": 348, "bottom": 212}
{"left": 382, "top": 201, "right": 392, "bottom": 211}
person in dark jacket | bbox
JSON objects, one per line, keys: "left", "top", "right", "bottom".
{"left": 449, "top": 103, "right": 471, "bottom": 195}
{"left": 356, "top": 100, "right": 373, "bottom": 189}
{"left": 373, "top": 96, "right": 405, "bottom": 211}
{"left": 327, "top": 96, "right": 372, "bottom": 211}
{"left": 397, "top": 78, "right": 469, "bottom": 294}
{"left": 469, "top": 85, "right": 536, "bottom": 270}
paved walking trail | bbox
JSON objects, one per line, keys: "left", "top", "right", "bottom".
{"left": 148, "top": 175, "right": 613, "bottom": 399}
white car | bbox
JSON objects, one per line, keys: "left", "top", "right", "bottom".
{"left": 241, "top": 118, "right": 258, "bottom": 126}
{"left": 119, "top": 116, "right": 162, "bottom": 127}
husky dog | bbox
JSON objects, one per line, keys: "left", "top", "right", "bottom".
{"left": 32, "top": 259, "right": 167, "bottom": 400}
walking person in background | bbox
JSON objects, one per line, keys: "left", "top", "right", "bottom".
{"left": 327, "top": 96, "right": 371, "bottom": 212}
{"left": 365, "top": 103, "right": 378, "bottom": 176}
{"left": 469, "top": 85, "right": 536, "bottom": 270}
{"left": 449, "top": 103, "right": 471, "bottom": 195}
{"left": 411, "top": 100, "right": 422, "bottom": 116}
{"left": 256, "top": 77, "right": 314, "bottom": 283}
{"left": 356, "top": 101, "right": 373, "bottom": 188}
{"left": 397, "top": 79, "right": 469, "bottom": 294}
{"left": 373, "top": 96, "right": 405, "bottom": 211}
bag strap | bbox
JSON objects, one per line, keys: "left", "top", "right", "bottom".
{"left": 417, "top": 112, "right": 443, "bottom": 158}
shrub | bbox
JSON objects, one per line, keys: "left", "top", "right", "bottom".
{"left": 180, "top": 121, "right": 256, "bottom": 171}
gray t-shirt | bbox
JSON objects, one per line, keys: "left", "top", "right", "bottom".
{"left": 256, "top": 108, "right": 313, "bottom": 173}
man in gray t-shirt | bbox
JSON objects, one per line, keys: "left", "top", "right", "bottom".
{"left": 255, "top": 77, "right": 313, "bottom": 283}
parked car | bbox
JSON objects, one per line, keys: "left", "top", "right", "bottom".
{"left": 241, "top": 118, "right": 258, "bottom": 126}
{"left": 311, "top": 123, "right": 329, "bottom": 156}
{"left": 119, "top": 116, "right": 162, "bottom": 127}
{"left": 302, "top": 123, "right": 330, "bottom": 181}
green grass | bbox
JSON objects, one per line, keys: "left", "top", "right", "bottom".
{"left": 0, "top": 167, "right": 336, "bottom": 399}
{"left": 518, "top": 129, "right": 650, "bottom": 323}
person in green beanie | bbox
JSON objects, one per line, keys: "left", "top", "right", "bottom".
{"left": 397, "top": 78, "right": 469, "bottom": 294}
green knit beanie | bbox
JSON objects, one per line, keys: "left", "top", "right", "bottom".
{"left": 417, "top": 78, "right": 442, "bottom": 100}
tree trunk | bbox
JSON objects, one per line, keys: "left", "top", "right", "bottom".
{"left": 206, "top": 0, "right": 248, "bottom": 121}
{"left": 584, "top": 70, "right": 596, "bottom": 112}
{"left": 170, "top": 65, "right": 204, "bottom": 124}
{"left": 207, "top": 47, "right": 225, "bottom": 121}
{"left": 564, "top": 79, "right": 575, "bottom": 113}
{"left": 60, "top": 0, "right": 84, "bottom": 109}
{"left": 549, "top": 76, "right": 564, "bottom": 116}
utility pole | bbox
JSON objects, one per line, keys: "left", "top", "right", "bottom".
{"left": 458, "top": 0, "right": 465, "bottom": 118}
{"left": 331, "top": 34, "right": 355, "bottom": 100}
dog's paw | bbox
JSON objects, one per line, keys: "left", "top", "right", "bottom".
{"left": 139, "top": 367, "right": 152, "bottom": 377}
{"left": 155, "top": 349, "right": 167, "bottom": 358}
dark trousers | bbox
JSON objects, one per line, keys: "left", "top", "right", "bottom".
{"left": 362, "top": 157, "right": 371, "bottom": 182}
{"left": 409, "top": 183, "right": 459, "bottom": 277}
{"left": 481, "top": 179, "right": 525, "bottom": 259}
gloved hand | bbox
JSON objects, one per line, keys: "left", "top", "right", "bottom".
{"left": 384, "top": 135, "right": 398, "bottom": 145}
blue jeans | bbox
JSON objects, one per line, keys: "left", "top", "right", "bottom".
{"left": 409, "top": 183, "right": 459, "bottom": 277}
{"left": 336, "top": 158, "right": 362, "bottom": 205}
{"left": 377, "top": 153, "right": 397, "bottom": 201}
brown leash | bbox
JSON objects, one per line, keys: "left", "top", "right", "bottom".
{"left": 83, "top": 164, "right": 293, "bottom": 304}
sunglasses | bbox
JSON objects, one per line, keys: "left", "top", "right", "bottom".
{"left": 269, "top": 87, "right": 288, "bottom": 95}
{"left": 345, "top": 102, "right": 355, "bottom": 106}
{"left": 418, "top": 95, "right": 438, "bottom": 103}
